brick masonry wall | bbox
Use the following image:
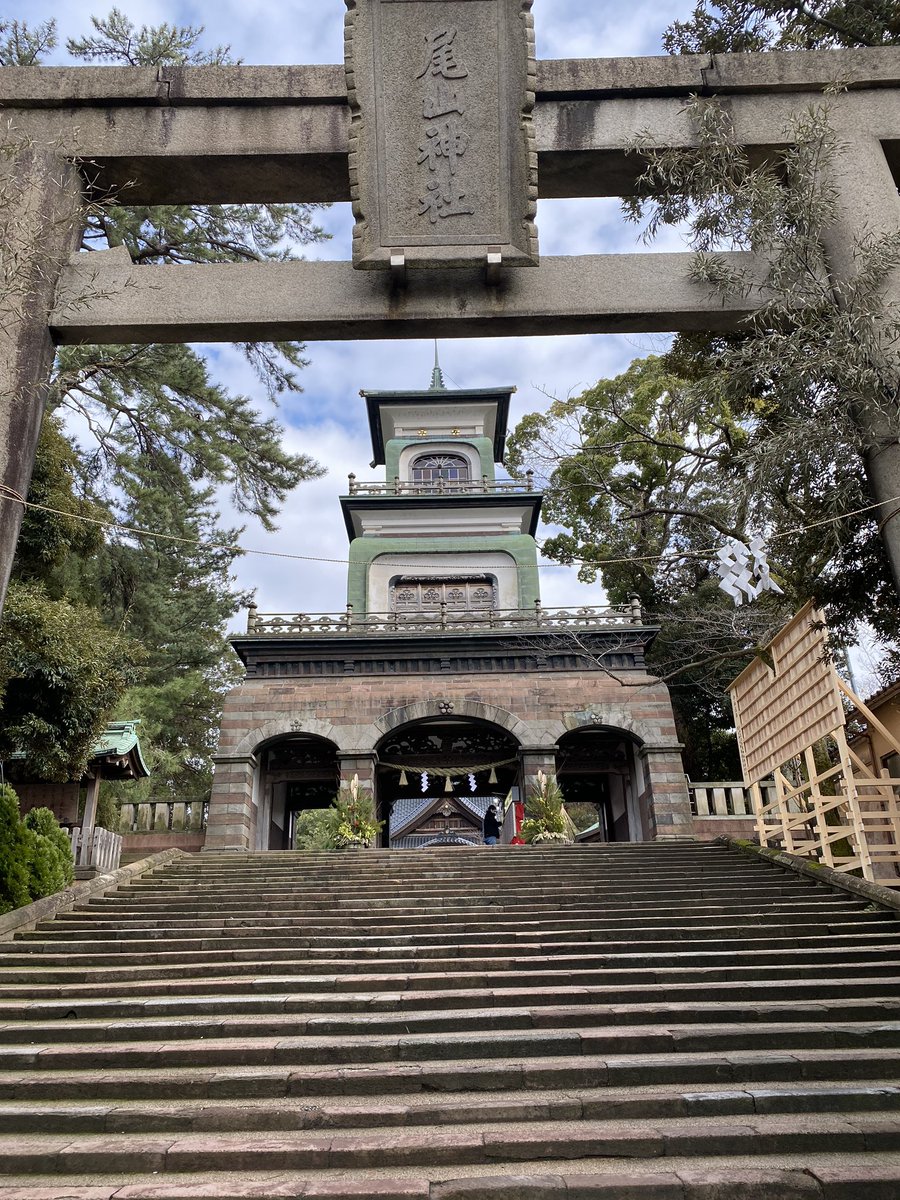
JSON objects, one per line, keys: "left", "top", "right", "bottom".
{"left": 206, "top": 665, "right": 693, "bottom": 850}
{"left": 691, "top": 815, "right": 757, "bottom": 842}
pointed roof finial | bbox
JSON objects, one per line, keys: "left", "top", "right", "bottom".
{"left": 430, "top": 339, "right": 446, "bottom": 391}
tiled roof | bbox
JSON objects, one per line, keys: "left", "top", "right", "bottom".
{"left": 388, "top": 796, "right": 501, "bottom": 844}
{"left": 389, "top": 795, "right": 499, "bottom": 843}
{"left": 392, "top": 833, "right": 482, "bottom": 850}
{"left": 391, "top": 797, "right": 430, "bottom": 831}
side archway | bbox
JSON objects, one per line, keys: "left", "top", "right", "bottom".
{"left": 253, "top": 733, "right": 339, "bottom": 850}
{"left": 556, "top": 724, "right": 647, "bottom": 843}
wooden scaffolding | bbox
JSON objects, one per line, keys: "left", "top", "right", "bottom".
{"left": 728, "top": 602, "right": 900, "bottom": 888}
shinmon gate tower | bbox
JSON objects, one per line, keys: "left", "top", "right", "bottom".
{"left": 207, "top": 366, "right": 691, "bottom": 850}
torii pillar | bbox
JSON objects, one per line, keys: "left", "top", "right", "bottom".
{"left": 0, "top": 146, "right": 83, "bottom": 611}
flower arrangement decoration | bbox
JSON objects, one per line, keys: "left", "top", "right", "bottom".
{"left": 520, "top": 770, "right": 571, "bottom": 845}
{"left": 329, "top": 774, "right": 383, "bottom": 848}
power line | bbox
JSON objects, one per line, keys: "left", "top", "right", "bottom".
{"left": 0, "top": 482, "right": 897, "bottom": 574}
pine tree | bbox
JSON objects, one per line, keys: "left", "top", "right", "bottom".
{"left": 0, "top": 10, "right": 329, "bottom": 798}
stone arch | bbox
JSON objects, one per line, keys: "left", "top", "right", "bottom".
{"left": 251, "top": 729, "right": 341, "bottom": 851}
{"left": 374, "top": 705, "right": 524, "bottom": 849}
{"left": 231, "top": 716, "right": 349, "bottom": 759}
{"left": 562, "top": 706, "right": 658, "bottom": 747}
{"left": 375, "top": 698, "right": 529, "bottom": 742}
{"left": 556, "top": 721, "right": 646, "bottom": 843}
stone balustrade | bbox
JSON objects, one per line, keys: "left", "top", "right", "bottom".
{"left": 688, "top": 780, "right": 777, "bottom": 818}
{"left": 245, "top": 600, "right": 646, "bottom": 636}
{"left": 346, "top": 473, "right": 535, "bottom": 496}
{"left": 119, "top": 799, "right": 208, "bottom": 835}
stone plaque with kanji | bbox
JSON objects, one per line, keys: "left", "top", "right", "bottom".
{"left": 344, "top": 0, "right": 539, "bottom": 269}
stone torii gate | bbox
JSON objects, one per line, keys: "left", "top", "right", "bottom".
{"left": 2, "top": 0, "right": 900, "bottom": 611}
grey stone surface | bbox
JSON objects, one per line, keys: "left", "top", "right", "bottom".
{"left": 50, "top": 252, "right": 768, "bottom": 344}
{"left": 0, "top": 848, "right": 187, "bottom": 941}
{"left": 345, "top": 0, "right": 538, "bottom": 270}
{"left": 1, "top": 53, "right": 898, "bottom": 208}
{"left": 0, "top": 147, "right": 83, "bottom": 612}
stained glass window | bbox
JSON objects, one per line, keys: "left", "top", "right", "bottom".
{"left": 411, "top": 453, "right": 470, "bottom": 484}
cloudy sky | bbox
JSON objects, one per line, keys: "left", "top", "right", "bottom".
{"left": 17, "top": 1, "right": 700, "bottom": 620}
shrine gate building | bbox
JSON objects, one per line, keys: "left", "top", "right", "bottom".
{"left": 206, "top": 369, "right": 692, "bottom": 850}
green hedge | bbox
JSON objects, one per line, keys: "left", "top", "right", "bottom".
{"left": 0, "top": 786, "right": 74, "bottom": 914}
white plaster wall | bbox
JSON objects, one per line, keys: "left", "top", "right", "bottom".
{"left": 380, "top": 401, "right": 496, "bottom": 444}
{"left": 355, "top": 506, "right": 532, "bottom": 537}
{"left": 368, "top": 551, "right": 519, "bottom": 612}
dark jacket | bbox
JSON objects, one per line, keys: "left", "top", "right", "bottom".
{"left": 483, "top": 806, "right": 502, "bottom": 839}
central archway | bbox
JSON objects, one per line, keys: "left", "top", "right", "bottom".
{"left": 375, "top": 717, "right": 520, "bottom": 848}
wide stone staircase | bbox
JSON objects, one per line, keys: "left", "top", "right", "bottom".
{"left": 1, "top": 841, "right": 900, "bottom": 1198}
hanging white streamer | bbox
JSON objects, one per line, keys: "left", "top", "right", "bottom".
{"left": 716, "top": 537, "right": 784, "bottom": 607}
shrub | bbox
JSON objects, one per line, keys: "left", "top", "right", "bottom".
{"left": 293, "top": 807, "right": 336, "bottom": 850}
{"left": 0, "top": 788, "right": 74, "bottom": 914}
{"left": 23, "top": 806, "right": 75, "bottom": 897}
{"left": 0, "top": 786, "right": 32, "bottom": 914}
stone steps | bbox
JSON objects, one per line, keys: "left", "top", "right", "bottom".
{"left": 13, "top": 906, "right": 889, "bottom": 948}
{"left": 2, "top": 841, "right": 900, "bottom": 1196}
{"left": 2, "top": 1158, "right": 899, "bottom": 1200}
{"left": 4, "top": 1081, "right": 900, "bottom": 1133}
{"left": 6, "top": 951, "right": 900, "bottom": 999}
{"left": 7, "top": 955, "right": 900, "bottom": 1003}
{"left": 3, "top": 974, "right": 900, "bottom": 1022}
{"left": 5, "top": 1047, "right": 900, "bottom": 1102}
{"left": 4, "top": 996, "right": 900, "bottom": 1044}
{"left": 3, "top": 1110, "right": 900, "bottom": 1174}
{"left": 3, "top": 939, "right": 900, "bottom": 986}
{"left": 5, "top": 1022, "right": 900, "bottom": 1074}
{"left": 36, "top": 899, "right": 874, "bottom": 933}
{"left": 26, "top": 893, "right": 875, "bottom": 925}
{"left": 6, "top": 923, "right": 900, "bottom": 965}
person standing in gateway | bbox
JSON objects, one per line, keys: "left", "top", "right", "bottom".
{"left": 483, "top": 802, "right": 502, "bottom": 845}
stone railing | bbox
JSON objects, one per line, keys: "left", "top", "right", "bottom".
{"left": 246, "top": 600, "right": 645, "bottom": 636}
{"left": 689, "top": 780, "right": 776, "bottom": 818}
{"left": 119, "top": 800, "right": 208, "bottom": 835}
{"left": 67, "top": 825, "right": 123, "bottom": 872}
{"left": 346, "top": 473, "right": 536, "bottom": 497}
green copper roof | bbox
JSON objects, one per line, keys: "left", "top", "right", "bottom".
{"left": 91, "top": 721, "right": 150, "bottom": 778}
{"left": 7, "top": 720, "right": 150, "bottom": 780}
{"left": 92, "top": 720, "right": 139, "bottom": 756}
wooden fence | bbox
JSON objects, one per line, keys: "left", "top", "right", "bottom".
{"left": 66, "top": 825, "right": 123, "bottom": 872}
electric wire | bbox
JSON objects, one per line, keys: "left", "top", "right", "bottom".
{"left": 0, "top": 481, "right": 898, "bottom": 574}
